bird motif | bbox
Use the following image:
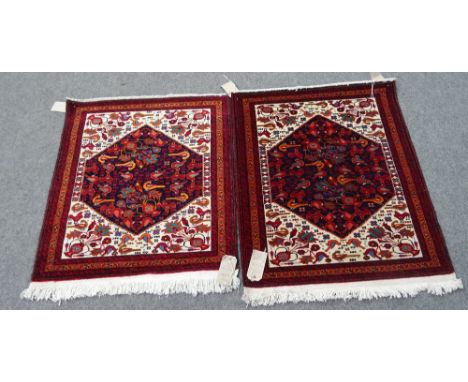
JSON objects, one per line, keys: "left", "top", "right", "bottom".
{"left": 196, "top": 208, "right": 210, "bottom": 218}
{"left": 193, "top": 198, "right": 209, "bottom": 207}
{"left": 392, "top": 203, "right": 408, "bottom": 211}
{"left": 257, "top": 105, "right": 274, "bottom": 115}
{"left": 274, "top": 228, "right": 289, "bottom": 237}
{"left": 265, "top": 210, "right": 288, "bottom": 219}
{"left": 266, "top": 219, "right": 282, "bottom": 230}
{"left": 192, "top": 110, "right": 209, "bottom": 121}
{"left": 68, "top": 212, "right": 83, "bottom": 224}
{"left": 397, "top": 240, "right": 420, "bottom": 256}
{"left": 72, "top": 203, "right": 87, "bottom": 213}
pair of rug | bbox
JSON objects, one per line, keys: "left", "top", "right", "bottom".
{"left": 22, "top": 79, "right": 463, "bottom": 305}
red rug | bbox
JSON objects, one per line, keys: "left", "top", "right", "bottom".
{"left": 234, "top": 80, "right": 462, "bottom": 305}
{"left": 22, "top": 95, "right": 239, "bottom": 301}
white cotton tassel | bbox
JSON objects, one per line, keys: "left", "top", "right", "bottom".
{"left": 243, "top": 273, "right": 463, "bottom": 307}
{"left": 233, "top": 78, "right": 396, "bottom": 95}
{"left": 21, "top": 270, "right": 239, "bottom": 303}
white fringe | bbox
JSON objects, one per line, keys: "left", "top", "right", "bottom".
{"left": 21, "top": 270, "right": 239, "bottom": 303}
{"left": 233, "top": 78, "right": 397, "bottom": 94}
{"left": 242, "top": 273, "right": 463, "bottom": 307}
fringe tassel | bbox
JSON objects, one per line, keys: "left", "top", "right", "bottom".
{"left": 243, "top": 273, "right": 463, "bottom": 307}
{"left": 234, "top": 78, "right": 396, "bottom": 94}
{"left": 21, "top": 271, "right": 239, "bottom": 303}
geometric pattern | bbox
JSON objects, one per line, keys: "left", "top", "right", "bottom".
{"left": 268, "top": 115, "right": 394, "bottom": 238}
{"left": 81, "top": 126, "right": 203, "bottom": 234}
{"left": 61, "top": 107, "right": 213, "bottom": 260}
{"left": 255, "top": 97, "right": 423, "bottom": 268}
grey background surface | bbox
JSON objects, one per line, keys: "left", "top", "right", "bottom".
{"left": 0, "top": 72, "right": 466, "bottom": 309}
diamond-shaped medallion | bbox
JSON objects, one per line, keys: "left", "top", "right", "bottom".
{"left": 80, "top": 126, "right": 203, "bottom": 234}
{"left": 267, "top": 115, "right": 394, "bottom": 238}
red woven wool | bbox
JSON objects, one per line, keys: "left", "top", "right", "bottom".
{"left": 23, "top": 95, "right": 238, "bottom": 300}
{"left": 22, "top": 80, "right": 462, "bottom": 304}
{"left": 234, "top": 81, "right": 461, "bottom": 305}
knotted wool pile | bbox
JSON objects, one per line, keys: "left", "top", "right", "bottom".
{"left": 22, "top": 95, "right": 239, "bottom": 301}
{"left": 234, "top": 80, "right": 462, "bottom": 306}
{"left": 22, "top": 79, "right": 463, "bottom": 305}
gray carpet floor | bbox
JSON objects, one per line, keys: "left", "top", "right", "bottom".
{"left": 0, "top": 72, "right": 466, "bottom": 309}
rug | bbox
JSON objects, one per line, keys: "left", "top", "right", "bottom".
{"left": 22, "top": 95, "right": 239, "bottom": 301}
{"left": 234, "top": 80, "right": 463, "bottom": 306}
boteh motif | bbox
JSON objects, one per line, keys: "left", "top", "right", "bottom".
{"left": 80, "top": 126, "right": 203, "bottom": 234}
{"left": 268, "top": 115, "right": 394, "bottom": 238}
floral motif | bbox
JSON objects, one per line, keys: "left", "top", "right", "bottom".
{"left": 268, "top": 115, "right": 394, "bottom": 237}
{"left": 256, "top": 97, "right": 423, "bottom": 268}
{"left": 81, "top": 126, "right": 203, "bottom": 234}
{"left": 64, "top": 221, "right": 116, "bottom": 258}
{"left": 61, "top": 108, "right": 212, "bottom": 260}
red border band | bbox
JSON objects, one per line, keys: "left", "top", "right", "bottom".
{"left": 234, "top": 82, "right": 454, "bottom": 289}
{"left": 31, "top": 96, "right": 235, "bottom": 282}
